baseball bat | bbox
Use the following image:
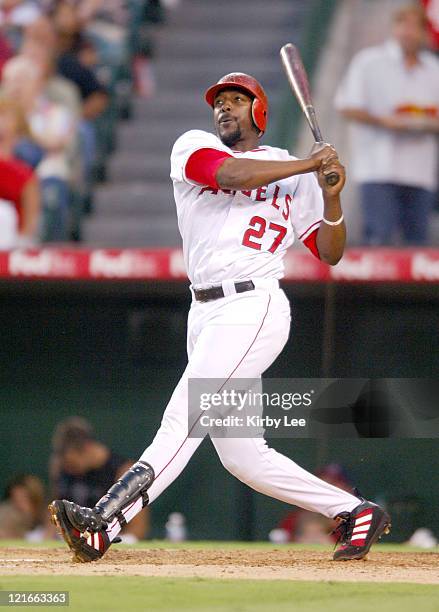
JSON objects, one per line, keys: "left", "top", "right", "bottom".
{"left": 280, "top": 42, "right": 339, "bottom": 186}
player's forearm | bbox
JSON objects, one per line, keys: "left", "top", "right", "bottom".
{"left": 216, "top": 157, "right": 318, "bottom": 190}
{"left": 316, "top": 194, "right": 346, "bottom": 265}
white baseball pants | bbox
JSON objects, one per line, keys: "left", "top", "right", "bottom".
{"left": 106, "top": 280, "right": 360, "bottom": 541}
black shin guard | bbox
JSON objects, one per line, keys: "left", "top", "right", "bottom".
{"left": 94, "top": 461, "right": 154, "bottom": 525}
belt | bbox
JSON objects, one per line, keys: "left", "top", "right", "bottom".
{"left": 193, "top": 280, "right": 255, "bottom": 303}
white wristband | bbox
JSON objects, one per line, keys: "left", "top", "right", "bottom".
{"left": 323, "top": 213, "right": 344, "bottom": 226}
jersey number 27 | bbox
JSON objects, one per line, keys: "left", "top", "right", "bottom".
{"left": 242, "top": 215, "right": 287, "bottom": 254}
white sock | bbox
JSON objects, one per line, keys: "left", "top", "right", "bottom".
{"left": 105, "top": 497, "right": 144, "bottom": 543}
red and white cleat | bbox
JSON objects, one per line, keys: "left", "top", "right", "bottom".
{"left": 332, "top": 500, "right": 391, "bottom": 561}
{"left": 49, "top": 500, "right": 111, "bottom": 563}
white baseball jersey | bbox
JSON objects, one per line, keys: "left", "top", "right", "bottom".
{"left": 170, "top": 129, "right": 324, "bottom": 286}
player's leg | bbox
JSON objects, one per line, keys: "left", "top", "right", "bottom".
{"left": 141, "top": 285, "right": 292, "bottom": 502}
{"left": 208, "top": 288, "right": 361, "bottom": 519}
{"left": 207, "top": 289, "right": 390, "bottom": 559}
{"left": 49, "top": 299, "right": 206, "bottom": 560}
{"left": 96, "top": 286, "right": 289, "bottom": 544}
{"left": 212, "top": 436, "right": 360, "bottom": 518}
{"left": 184, "top": 286, "right": 359, "bottom": 519}
{"left": 49, "top": 370, "right": 205, "bottom": 561}
{"left": 49, "top": 286, "right": 287, "bottom": 560}
{"left": 214, "top": 434, "right": 390, "bottom": 560}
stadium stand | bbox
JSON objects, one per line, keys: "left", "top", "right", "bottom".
{"left": 0, "top": 0, "right": 164, "bottom": 247}
{"left": 82, "top": 0, "right": 309, "bottom": 246}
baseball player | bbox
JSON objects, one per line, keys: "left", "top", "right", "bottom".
{"left": 49, "top": 73, "right": 391, "bottom": 562}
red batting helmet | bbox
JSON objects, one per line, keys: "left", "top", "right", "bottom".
{"left": 204, "top": 73, "right": 268, "bottom": 133}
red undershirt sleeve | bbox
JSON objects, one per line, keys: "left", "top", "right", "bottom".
{"left": 185, "top": 148, "right": 233, "bottom": 189}
{"left": 302, "top": 228, "right": 321, "bottom": 260}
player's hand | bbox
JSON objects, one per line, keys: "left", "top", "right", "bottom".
{"left": 309, "top": 143, "right": 346, "bottom": 196}
{"left": 309, "top": 142, "right": 336, "bottom": 170}
{"left": 317, "top": 154, "right": 346, "bottom": 197}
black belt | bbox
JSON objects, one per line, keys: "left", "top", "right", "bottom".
{"left": 194, "top": 280, "right": 255, "bottom": 303}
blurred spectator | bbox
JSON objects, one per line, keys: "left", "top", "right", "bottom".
{"left": 52, "top": 2, "right": 108, "bottom": 120}
{"left": 0, "top": 96, "right": 40, "bottom": 246}
{"left": 0, "top": 0, "right": 43, "bottom": 52}
{"left": 22, "top": 19, "right": 86, "bottom": 225}
{"left": 76, "top": 0, "right": 130, "bottom": 67}
{"left": 0, "top": 0, "right": 163, "bottom": 244}
{"left": 0, "top": 474, "right": 46, "bottom": 539}
{"left": 21, "top": 17, "right": 82, "bottom": 118}
{"left": 275, "top": 464, "right": 353, "bottom": 544}
{"left": 50, "top": 416, "right": 149, "bottom": 542}
{"left": 335, "top": 4, "right": 439, "bottom": 246}
{"left": 422, "top": 0, "right": 439, "bottom": 51}
{"left": 51, "top": 2, "right": 108, "bottom": 211}
{"left": 0, "top": 52, "right": 46, "bottom": 170}
{"left": 2, "top": 54, "right": 77, "bottom": 241}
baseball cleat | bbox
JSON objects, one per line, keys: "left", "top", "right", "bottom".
{"left": 49, "top": 500, "right": 111, "bottom": 563}
{"left": 332, "top": 500, "right": 391, "bottom": 561}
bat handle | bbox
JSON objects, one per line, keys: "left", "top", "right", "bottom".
{"left": 325, "top": 172, "right": 340, "bottom": 187}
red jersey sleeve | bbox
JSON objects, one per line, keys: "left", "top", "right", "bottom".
{"left": 185, "top": 148, "right": 232, "bottom": 189}
{"left": 303, "top": 228, "right": 321, "bottom": 260}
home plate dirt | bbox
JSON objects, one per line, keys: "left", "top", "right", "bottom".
{"left": 1, "top": 547, "right": 439, "bottom": 584}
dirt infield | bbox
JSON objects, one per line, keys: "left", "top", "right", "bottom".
{"left": 1, "top": 547, "right": 439, "bottom": 584}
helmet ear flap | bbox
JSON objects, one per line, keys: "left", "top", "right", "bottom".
{"left": 252, "top": 98, "right": 267, "bottom": 134}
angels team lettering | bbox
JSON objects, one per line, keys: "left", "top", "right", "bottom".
{"left": 199, "top": 184, "right": 291, "bottom": 221}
